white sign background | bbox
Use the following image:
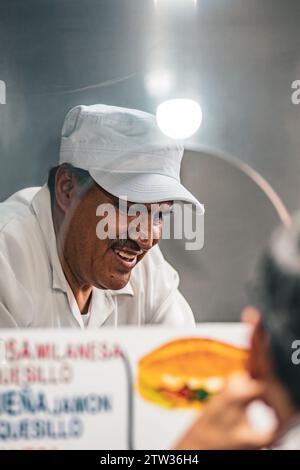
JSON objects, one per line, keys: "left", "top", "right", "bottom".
{"left": 0, "top": 324, "right": 250, "bottom": 450}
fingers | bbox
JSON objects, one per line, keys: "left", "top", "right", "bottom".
{"left": 240, "top": 430, "right": 277, "bottom": 450}
{"left": 225, "top": 373, "right": 267, "bottom": 405}
{"left": 175, "top": 373, "right": 279, "bottom": 451}
{"left": 241, "top": 306, "right": 261, "bottom": 326}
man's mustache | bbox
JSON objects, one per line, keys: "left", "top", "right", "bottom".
{"left": 110, "top": 238, "right": 142, "bottom": 254}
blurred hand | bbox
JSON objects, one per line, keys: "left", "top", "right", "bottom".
{"left": 175, "top": 373, "right": 278, "bottom": 450}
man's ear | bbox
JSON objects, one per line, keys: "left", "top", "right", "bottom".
{"left": 242, "top": 306, "right": 270, "bottom": 379}
{"left": 54, "top": 166, "right": 80, "bottom": 214}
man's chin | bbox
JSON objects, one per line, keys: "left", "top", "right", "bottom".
{"left": 109, "top": 278, "right": 130, "bottom": 290}
{"left": 95, "top": 273, "right": 131, "bottom": 291}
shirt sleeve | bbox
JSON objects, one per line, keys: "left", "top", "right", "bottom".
{"left": 143, "top": 245, "right": 196, "bottom": 326}
{"left": 0, "top": 302, "right": 19, "bottom": 328}
{"left": 0, "top": 242, "right": 34, "bottom": 328}
{"left": 150, "top": 288, "right": 195, "bottom": 325}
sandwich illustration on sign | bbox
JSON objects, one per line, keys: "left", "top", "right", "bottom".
{"left": 137, "top": 338, "right": 249, "bottom": 409}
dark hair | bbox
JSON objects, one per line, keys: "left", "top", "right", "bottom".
{"left": 252, "top": 217, "right": 300, "bottom": 408}
{"left": 47, "top": 163, "right": 94, "bottom": 205}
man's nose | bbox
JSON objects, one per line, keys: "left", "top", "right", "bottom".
{"left": 130, "top": 215, "right": 156, "bottom": 251}
{"left": 136, "top": 232, "right": 154, "bottom": 251}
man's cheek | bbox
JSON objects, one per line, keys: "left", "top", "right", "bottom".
{"left": 96, "top": 214, "right": 119, "bottom": 241}
{"left": 116, "top": 218, "right": 129, "bottom": 239}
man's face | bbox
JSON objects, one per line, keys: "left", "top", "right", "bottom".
{"left": 60, "top": 183, "right": 173, "bottom": 290}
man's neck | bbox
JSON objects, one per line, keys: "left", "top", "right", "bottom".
{"left": 52, "top": 203, "right": 93, "bottom": 315}
{"left": 61, "top": 258, "right": 93, "bottom": 314}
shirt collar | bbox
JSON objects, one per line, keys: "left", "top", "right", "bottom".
{"left": 109, "top": 283, "right": 134, "bottom": 296}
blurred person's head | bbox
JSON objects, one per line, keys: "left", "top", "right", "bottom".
{"left": 244, "top": 214, "right": 300, "bottom": 424}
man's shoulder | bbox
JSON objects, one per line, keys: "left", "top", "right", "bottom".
{"left": 0, "top": 187, "right": 43, "bottom": 260}
{"left": 0, "top": 187, "right": 41, "bottom": 233}
{"left": 0, "top": 186, "right": 53, "bottom": 311}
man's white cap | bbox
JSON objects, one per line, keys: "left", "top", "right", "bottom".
{"left": 59, "top": 104, "right": 204, "bottom": 214}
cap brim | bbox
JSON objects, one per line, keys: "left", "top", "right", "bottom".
{"left": 89, "top": 169, "right": 205, "bottom": 215}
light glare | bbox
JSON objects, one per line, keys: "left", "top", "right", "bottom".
{"left": 154, "top": 0, "right": 197, "bottom": 5}
{"left": 145, "top": 70, "right": 174, "bottom": 97}
{"left": 156, "top": 99, "right": 202, "bottom": 139}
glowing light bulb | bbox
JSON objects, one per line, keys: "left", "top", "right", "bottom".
{"left": 156, "top": 98, "right": 202, "bottom": 139}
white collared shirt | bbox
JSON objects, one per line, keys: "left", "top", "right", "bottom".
{"left": 0, "top": 185, "right": 195, "bottom": 329}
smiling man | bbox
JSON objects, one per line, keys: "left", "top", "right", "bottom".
{"left": 0, "top": 104, "right": 204, "bottom": 328}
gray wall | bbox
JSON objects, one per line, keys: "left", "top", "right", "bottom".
{"left": 161, "top": 149, "right": 288, "bottom": 321}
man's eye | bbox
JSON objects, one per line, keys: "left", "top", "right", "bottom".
{"left": 153, "top": 212, "right": 162, "bottom": 224}
{"left": 153, "top": 210, "right": 172, "bottom": 224}
{"left": 160, "top": 208, "right": 174, "bottom": 218}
